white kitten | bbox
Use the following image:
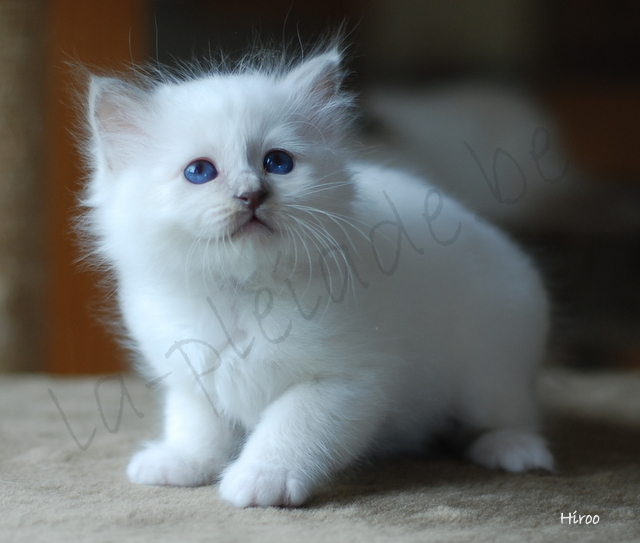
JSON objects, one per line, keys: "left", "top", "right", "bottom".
{"left": 83, "top": 49, "right": 553, "bottom": 507}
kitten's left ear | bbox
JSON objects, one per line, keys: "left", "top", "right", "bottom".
{"left": 285, "top": 49, "right": 343, "bottom": 102}
{"left": 87, "top": 76, "right": 152, "bottom": 172}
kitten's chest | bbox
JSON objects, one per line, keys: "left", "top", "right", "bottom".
{"left": 203, "top": 302, "right": 294, "bottom": 428}
{"left": 201, "top": 291, "right": 317, "bottom": 428}
{"left": 201, "top": 295, "right": 256, "bottom": 358}
{"left": 126, "top": 281, "right": 325, "bottom": 427}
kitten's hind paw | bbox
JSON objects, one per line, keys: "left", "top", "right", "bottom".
{"left": 127, "top": 443, "right": 217, "bottom": 487}
{"left": 219, "top": 461, "right": 311, "bottom": 507}
{"left": 467, "top": 429, "right": 554, "bottom": 472}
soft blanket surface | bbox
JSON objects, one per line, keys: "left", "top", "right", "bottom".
{"left": 1, "top": 369, "right": 639, "bottom": 543}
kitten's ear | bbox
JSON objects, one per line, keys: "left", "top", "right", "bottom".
{"left": 88, "top": 76, "right": 151, "bottom": 171}
{"left": 285, "top": 50, "right": 343, "bottom": 102}
{"left": 284, "top": 50, "right": 352, "bottom": 143}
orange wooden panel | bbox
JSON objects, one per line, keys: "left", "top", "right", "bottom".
{"left": 546, "top": 83, "right": 640, "bottom": 182}
{"left": 44, "top": 0, "right": 149, "bottom": 374}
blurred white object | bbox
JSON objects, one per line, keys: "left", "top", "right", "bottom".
{"left": 363, "top": 84, "right": 580, "bottom": 229}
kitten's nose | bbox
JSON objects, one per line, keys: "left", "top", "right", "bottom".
{"left": 235, "top": 189, "right": 268, "bottom": 212}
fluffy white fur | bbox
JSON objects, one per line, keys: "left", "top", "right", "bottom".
{"left": 83, "top": 49, "right": 553, "bottom": 507}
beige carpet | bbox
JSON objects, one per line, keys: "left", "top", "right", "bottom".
{"left": 1, "top": 368, "right": 639, "bottom": 543}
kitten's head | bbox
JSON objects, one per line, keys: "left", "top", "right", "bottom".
{"left": 84, "top": 50, "right": 357, "bottom": 285}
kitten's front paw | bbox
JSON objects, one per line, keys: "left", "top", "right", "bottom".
{"left": 127, "top": 443, "right": 218, "bottom": 487}
{"left": 219, "top": 461, "right": 312, "bottom": 507}
{"left": 467, "top": 429, "right": 554, "bottom": 472}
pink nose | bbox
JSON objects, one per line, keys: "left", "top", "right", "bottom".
{"left": 235, "top": 190, "right": 268, "bottom": 211}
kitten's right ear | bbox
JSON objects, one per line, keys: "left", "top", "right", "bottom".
{"left": 88, "top": 76, "right": 151, "bottom": 171}
{"left": 285, "top": 50, "right": 343, "bottom": 104}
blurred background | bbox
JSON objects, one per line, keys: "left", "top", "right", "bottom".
{"left": 0, "top": 0, "right": 638, "bottom": 374}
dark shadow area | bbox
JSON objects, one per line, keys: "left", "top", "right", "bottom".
{"left": 549, "top": 415, "right": 640, "bottom": 473}
{"left": 306, "top": 414, "right": 640, "bottom": 507}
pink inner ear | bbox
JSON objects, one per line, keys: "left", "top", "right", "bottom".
{"left": 286, "top": 51, "right": 343, "bottom": 101}
{"left": 91, "top": 80, "right": 152, "bottom": 170}
{"left": 95, "top": 93, "right": 146, "bottom": 139}
{"left": 310, "top": 68, "right": 341, "bottom": 104}
{"left": 91, "top": 77, "right": 150, "bottom": 139}
{"left": 281, "top": 52, "right": 352, "bottom": 145}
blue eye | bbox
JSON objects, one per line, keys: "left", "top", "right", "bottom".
{"left": 184, "top": 159, "right": 217, "bottom": 184}
{"left": 264, "top": 150, "right": 294, "bottom": 175}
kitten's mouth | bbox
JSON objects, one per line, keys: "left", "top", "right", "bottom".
{"left": 231, "top": 213, "right": 273, "bottom": 238}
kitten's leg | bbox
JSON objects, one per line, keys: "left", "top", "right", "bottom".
{"left": 461, "top": 383, "right": 554, "bottom": 472}
{"left": 218, "top": 379, "right": 384, "bottom": 507}
{"left": 127, "top": 386, "right": 237, "bottom": 487}
{"left": 466, "top": 428, "right": 553, "bottom": 472}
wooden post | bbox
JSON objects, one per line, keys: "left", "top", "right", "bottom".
{"left": 44, "top": 0, "right": 149, "bottom": 373}
{"left": 0, "top": 1, "right": 46, "bottom": 372}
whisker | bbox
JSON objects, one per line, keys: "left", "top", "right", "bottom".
{"left": 284, "top": 215, "right": 318, "bottom": 299}
{"left": 283, "top": 212, "right": 352, "bottom": 311}
{"left": 288, "top": 204, "right": 368, "bottom": 259}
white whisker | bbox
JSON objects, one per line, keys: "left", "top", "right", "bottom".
{"left": 282, "top": 211, "right": 353, "bottom": 313}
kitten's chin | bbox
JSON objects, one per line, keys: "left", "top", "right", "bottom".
{"left": 205, "top": 216, "right": 281, "bottom": 282}
{"left": 230, "top": 216, "right": 274, "bottom": 239}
